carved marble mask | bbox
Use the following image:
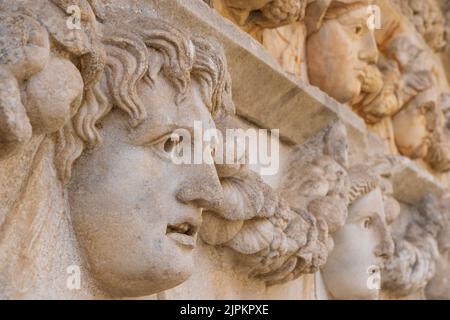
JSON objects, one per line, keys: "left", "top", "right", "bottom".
{"left": 392, "top": 94, "right": 437, "bottom": 160}
{"left": 307, "top": 6, "right": 379, "bottom": 104}
{"left": 321, "top": 188, "right": 393, "bottom": 299}
{"left": 68, "top": 52, "right": 223, "bottom": 297}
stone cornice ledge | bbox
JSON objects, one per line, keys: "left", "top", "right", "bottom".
{"left": 147, "top": 0, "right": 368, "bottom": 149}
{"left": 390, "top": 158, "right": 447, "bottom": 204}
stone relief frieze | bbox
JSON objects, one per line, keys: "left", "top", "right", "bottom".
{"left": 211, "top": 0, "right": 450, "bottom": 174}
{"left": 313, "top": 156, "right": 397, "bottom": 300}
{"left": 0, "top": 0, "right": 361, "bottom": 298}
{"left": 382, "top": 194, "right": 445, "bottom": 298}
{"left": 278, "top": 122, "right": 398, "bottom": 300}
{"left": 362, "top": 156, "right": 449, "bottom": 299}
{"left": 209, "top": 0, "right": 307, "bottom": 31}
{"left": 200, "top": 122, "right": 349, "bottom": 285}
{"left": 0, "top": 0, "right": 240, "bottom": 298}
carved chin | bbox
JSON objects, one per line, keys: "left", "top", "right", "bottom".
{"left": 337, "top": 85, "right": 362, "bottom": 106}
{"left": 98, "top": 277, "right": 191, "bottom": 298}
{"left": 398, "top": 143, "right": 429, "bottom": 160}
{"left": 92, "top": 259, "right": 194, "bottom": 298}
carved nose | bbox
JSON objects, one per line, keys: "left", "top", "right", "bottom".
{"left": 374, "top": 236, "right": 394, "bottom": 259}
{"left": 176, "top": 164, "right": 223, "bottom": 209}
{"left": 359, "top": 33, "right": 379, "bottom": 64}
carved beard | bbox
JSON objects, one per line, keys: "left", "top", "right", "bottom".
{"left": 425, "top": 136, "right": 450, "bottom": 172}
{"left": 351, "top": 64, "right": 385, "bottom": 113}
{"left": 406, "top": 135, "right": 433, "bottom": 160}
{"left": 360, "top": 65, "right": 384, "bottom": 94}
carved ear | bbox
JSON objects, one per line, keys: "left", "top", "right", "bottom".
{"left": 420, "top": 101, "right": 438, "bottom": 132}
{"left": 146, "top": 48, "right": 165, "bottom": 87}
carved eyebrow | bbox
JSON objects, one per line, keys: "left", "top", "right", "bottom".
{"left": 128, "top": 122, "right": 194, "bottom": 146}
{"left": 348, "top": 210, "right": 378, "bottom": 223}
{"left": 337, "top": 11, "right": 370, "bottom": 26}
{"left": 339, "top": 17, "right": 369, "bottom": 27}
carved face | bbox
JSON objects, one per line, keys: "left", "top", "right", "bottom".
{"left": 392, "top": 99, "right": 436, "bottom": 159}
{"left": 321, "top": 188, "right": 393, "bottom": 300}
{"left": 68, "top": 74, "right": 222, "bottom": 297}
{"left": 307, "top": 7, "right": 379, "bottom": 104}
{"left": 393, "top": 91, "right": 450, "bottom": 172}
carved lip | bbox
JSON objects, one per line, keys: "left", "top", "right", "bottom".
{"left": 166, "top": 222, "right": 199, "bottom": 249}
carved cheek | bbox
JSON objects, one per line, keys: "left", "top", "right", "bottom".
{"left": 24, "top": 57, "right": 84, "bottom": 134}
{"left": 393, "top": 111, "right": 429, "bottom": 157}
{"left": 308, "top": 23, "right": 358, "bottom": 102}
{"left": 324, "top": 24, "right": 355, "bottom": 63}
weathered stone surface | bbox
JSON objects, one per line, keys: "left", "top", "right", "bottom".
{"left": 150, "top": 0, "right": 368, "bottom": 152}
{"left": 382, "top": 195, "right": 445, "bottom": 299}
{"left": 390, "top": 158, "right": 447, "bottom": 205}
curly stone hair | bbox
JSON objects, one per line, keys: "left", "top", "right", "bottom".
{"left": 347, "top": 165, "right": 380, "bottom": 205}
{"left": 0, "top": 0, "right": 105, "bottom": 179}
{"left": 57, "top": 17, "right": 234, "bottom": 184}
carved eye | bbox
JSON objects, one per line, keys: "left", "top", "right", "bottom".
{"left": 362, "top": 217, "right": 372, "bottom": 229}
{"left": 155, "top": 132, "right": 184, "bottom": 160}
{"left": 164, "top": 133, "right": 183, "bottom": 152}
{"left": 354, "top": 25, "right": 364, "bottom": 36}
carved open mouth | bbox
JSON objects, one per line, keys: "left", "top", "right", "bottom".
{"left": 166, "top": 223, "right": 198, "bottom": 249}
